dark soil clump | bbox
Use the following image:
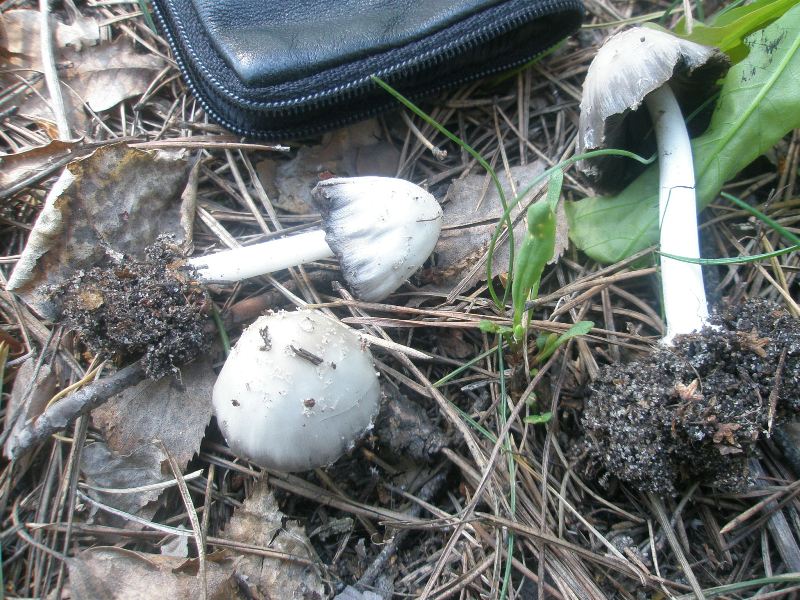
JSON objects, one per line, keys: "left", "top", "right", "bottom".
{"left": 58, "top": 238, "right": 210, "bottom": 379}
{"left": 582, "top": 299, "right": 800, "bottom": 495}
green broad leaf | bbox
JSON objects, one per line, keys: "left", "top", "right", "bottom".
{"left": 524, "top": 412, "right": 553, "bottom": 425}
{"left": 674, "top": 0, "right": 798, "bottom": 62}
{"left": 566, "top": 5, "right": 800, "bottom": 264}
{"left": 534, "top": 320, "right": 594, "bottom": 363}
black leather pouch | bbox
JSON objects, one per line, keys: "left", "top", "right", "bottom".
{"left": 151, "top": 0, "right": 584, "bottom": 139}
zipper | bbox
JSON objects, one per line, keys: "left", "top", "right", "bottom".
{"left": 151, "top": 0, "right": 581, "bottom": 139}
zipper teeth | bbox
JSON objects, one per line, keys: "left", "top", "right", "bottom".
{"left": 152, "top": 0, "right": 578, "bottom": 139}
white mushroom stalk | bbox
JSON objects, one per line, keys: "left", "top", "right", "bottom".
{"left": 577, "top": 27, "right": 729, "bottom": 344}
{"left": 644, "top": 86, "right": 708, "bottom": 343}
{"left": 188, "top": 228, "right": 332, "bottom": 282}
{"left": 187, "top": 176, "right": 443, "bottom": 302}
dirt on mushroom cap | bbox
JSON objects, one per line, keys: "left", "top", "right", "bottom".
{"left": 580, "top": 299, "right": 800, "bottom": 495}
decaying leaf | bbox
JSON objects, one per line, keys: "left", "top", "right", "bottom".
{"left": 67, "top": 547, "right": 238, "bottom": 600}
{"left": 18, "top": 39, "right": 164, "bottom": 133}
{"left": 335, "top": 587, "right": 383, "bottom": 600}
{"left": 256, "top": 119, "right": 399, "bottom": 213}
{"left": 62, "top": 39, "right": 163, "bottom": 113}
{"left": 1, "top": 9, "right": 100, "bottom": 71}
{"left": 80, "top": 440, "right": 168, "bottom": 522}
{"left": 224, "top": 478, "right": 325, "bottom": 599}
{"left": 92, "top": 357, "right": 215, "bottom": 468}
{"left": 1, "top": 10, "right": 161, "bottom": 135}
{"left": 7, "top": 143, "right": 194, "bottom": 319}
{"left": 80, "top": 358, "right": 214, "bottom": 522}
{"left": 425, "top": 162, "right": 548, "bottom": 291}
{"left": 160, "top": 526, "right": 190, "bottom": 558}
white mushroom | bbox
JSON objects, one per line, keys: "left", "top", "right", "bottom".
{"left": 212, "top": 309, "right": 381, "bottom": 472}
{"left": 578, "top": 27, "right": 729, "bottom": 342}
{"left": 188, "top": 176, "right": 443, "bottom": 301}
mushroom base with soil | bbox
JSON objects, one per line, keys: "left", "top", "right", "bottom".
{"left": 58, "top": 237, "right": 210, "bottom": 379}
{"left": 580, "top": 299, "right": 800, "bottom": 495}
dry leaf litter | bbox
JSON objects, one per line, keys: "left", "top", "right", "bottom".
{"left": 1, "top": 1, "right": 799, "bottom": 599}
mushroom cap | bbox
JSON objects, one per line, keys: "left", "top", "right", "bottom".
{"left": 311, "top": 176, "right": 442, "bottom": 301}
{"left": 578, "top": 27, "right": 729, "bottom": 192}
{"left": 212, "top": 310, "right": 381, "bottom": 472}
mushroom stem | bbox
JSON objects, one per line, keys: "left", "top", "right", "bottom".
{"left": 187, "top": 229, "right": 332, "bottom": 283}
{"left": 644, "top": 84, "right": 709, "bottom": 343}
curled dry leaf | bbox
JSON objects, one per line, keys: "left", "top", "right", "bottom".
{"left": 224, "top": 478, "right": 325, "bottom": 598}
{"left": 59, "top": 38, "right": 164, "bottom": 114}
{"left": 7, "top": 142, "right": 194, "bottom": 319}
{"left": 256, "top": 119, "right": 399, "bottom": 214}
{"left": 18, "top": 39, "right": 165, "bottom": 133}
{"left": 67, "top": 547, "right": 238, "bottom": 600}
{"left": 0, "top": 140, "right": 82, "bottom": 197}
{"left": 1, "top": 9, "right": 100, "bottom": 71}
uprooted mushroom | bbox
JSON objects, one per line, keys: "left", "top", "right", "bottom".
{"left": 576, "top": 27, "right": 800, "bottom": 494}
{"left": 50, "top": 176, "right": 442, "bottom": 377}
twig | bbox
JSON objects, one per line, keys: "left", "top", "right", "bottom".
{"left": 357, "top": 472, "right": 447, "bottom": 588}
{"left": 7, "top": 361, "right": 144, "bottom": 460}
{"left": 401, "top": 113, "right": 448, "bottom": 161}
{"left": 38, "top": 0, "right": 71, "bottom": 140}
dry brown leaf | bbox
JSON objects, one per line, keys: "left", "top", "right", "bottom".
{"left": 425, "top": 162, "right": 545, "bottom": 291}
{"left": 1, "top": 9, "right": 103, "bottom": 135}
{"left": 18, "top": 39, "right": 164, "bottom": 133}
{"left": 80, "top": 358, "right": 214, "bottom": 522}
{"left": 1, "top": 11, "right": 161, "bottom": 135}
{"left": 67, "top": 547, "right": 238, "bottom": 600}
{"left": 0, "top": 139, "right": 81, "bottom": 193}
{"left": 60, "top": 39, "right": 164, "bottom": 113}
{"left": 256, "top": 119, "right": 399, "bottom": 213}
{"left": 54, "top": 6, "right": 102, "bottom": 51}
{"left": 224, "top": 478, "right": 325, "bottom": 598}
{"left": 1, "top": 9, "right": 100, "bottom": 69}
{"left": 92, "top": 357, "right": 215, "bottom": 469}
{"left": 7, "top": 143, "right": 193, "bottom": 319}
{"left": 336, "top": 587, "right": 383, "bottom": 600}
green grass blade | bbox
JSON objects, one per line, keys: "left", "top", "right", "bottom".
{"left": 137, "top": 0, "right": 159, "bottom": 34}
{"left": 660, "top": 244, "right": 799, "bottom": 265}
{"left": 721, "top": 191, "right": 800, "bottom": 245}
{"left": 372, "top": 75, "right": 513, "bottom": 308}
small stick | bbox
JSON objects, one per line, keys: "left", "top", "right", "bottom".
{"left": 7, "top": 361, "right": 144, "bottom": 460}
{"left": 401, "top": 113, "right": 448, "bottom": 161}
{"left": 39, "top": 0, "right": 71, "bottom": 140}
{"left": 356, "top": 472, "right": 447, "bottom": 588}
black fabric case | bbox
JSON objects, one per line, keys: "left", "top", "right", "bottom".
{"left": 151, "top": 0, "right": 584, "bottom": 139}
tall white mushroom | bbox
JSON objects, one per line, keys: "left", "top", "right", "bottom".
{"left": 188, "top": 176, "right": 443, "bottom": 302}
{"left": 212, "top": 309, "right": 381, "bottom": 471}
{"left": 578, "top": 27, "right": 728, "bottom": 342}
